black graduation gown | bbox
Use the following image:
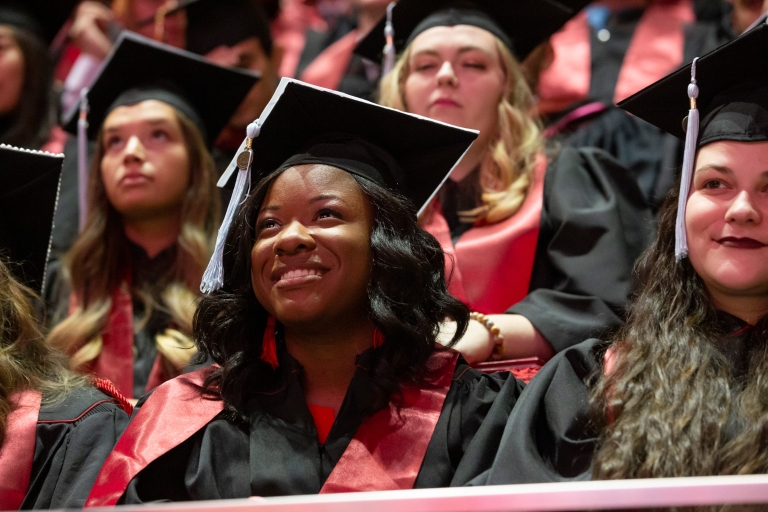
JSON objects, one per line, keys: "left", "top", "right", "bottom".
{"left": 120, "top": 349, "right": 524, "bottom": 502}
{"left": 473, "top": 312, "right": 766, "bottom": 485}
{"left": 545, "top": 12, "right": 721, "bottom": 211}
{"left": 21, "top": 387, "right": 130, "bottom": 509}
{"left": 439, "top": 147, "right": 654, "bottom": 353}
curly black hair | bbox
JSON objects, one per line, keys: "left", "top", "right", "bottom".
{"left": 194, "top": 168, "right": 469, "bottom": 415}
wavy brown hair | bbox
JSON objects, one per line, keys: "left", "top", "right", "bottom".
{"left": 590, "top": 184, "right": 768, "bottom": 479}
{"left": 379, "top": 37, "right": 544, "bottom": 224}
{"left": 47, "top": 110, "right": 220, "bottom": 372}
{"left": 0, "top": 260, "right": 87, "bottom": 446}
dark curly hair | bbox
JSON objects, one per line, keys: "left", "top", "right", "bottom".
{"left": 590, "top": 182, "right": 768, "bottom": 479}
{"left": 194, "top": 167, "right": 469, "bottom": 415}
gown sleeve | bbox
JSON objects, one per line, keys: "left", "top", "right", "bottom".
{"left": 471, "top": 338, "right": 605, "bottom": 485}
{"left": 415, "top": 361, "right": 525, "bottom": 488}
{"left": 22, "top": 388, "right": 131, "bottom": 510}
{"left": 508, "top": 147, "right": 653, "bottom": 353}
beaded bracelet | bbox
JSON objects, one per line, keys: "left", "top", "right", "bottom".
{"left": 469, "top": 312, "right": 504, "bottom": 357}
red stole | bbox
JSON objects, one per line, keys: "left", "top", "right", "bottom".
{"left": 537, "top": 0, "right": 694, "bottom": 114}
{"left": 86, "top": 350, "right": 459, "bottom": 506}
{"left": 299, "top": 30, "right": 358, "bottom": 91}
{"left": 423, "top": 156, "right": 546, "bottom": 313}
{"left": 0, "top": 390, "right": 42, "bottom": 510}
{"left": 71, "top": 282, "right": 168, "bottom": 399}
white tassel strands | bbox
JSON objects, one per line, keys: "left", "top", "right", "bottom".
{"left": 675, "top": 58, "right": 700, "bottom": 261}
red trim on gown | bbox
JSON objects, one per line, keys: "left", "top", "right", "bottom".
{"left": 86, "top": 350, "right": 459, "bottom": 506}
{"left": 0, "top": 390, "right": 42, "bottom": 510}
{"left": 536, "top": 0, "right": 694, "bottom": 114}
{"left": 298, "top": 30, "right": 358, "bottom": 91}
{"left": 422, "top": 155, "right": 546, "bottom": 314}
{"left": 70, "top": 279, "right": 171, "bottom": 399}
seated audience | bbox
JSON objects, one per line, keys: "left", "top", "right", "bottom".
{"left": 0, "top": 1, "right": 76, "bottom": 152}
{"left": 476, "top": 23, "right": 768, "bottom": 483}
{"left": 85, "top": 80, "right": 523, "bottom": 505}
{"left": 0, "top": 144, "right": 129, "bottom": 510}
{"left": 357, "top": 0, "right": 653, "bottom": 363}
{"left": 46, "top": 33, "right": 258, "bottom": 399}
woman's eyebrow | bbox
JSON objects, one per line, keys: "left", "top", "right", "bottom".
{"left": 311, "top": 194, "right": 348, "bottom": 204}
{"left": 694, "top": 164, "right": 732, "bottom": 176}
{"left": 103, "top": 118, "right": 174, "bottom": 133}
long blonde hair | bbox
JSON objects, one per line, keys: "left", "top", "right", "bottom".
{"left": 47, "top": 110, "right": 220, "bottom": 371}
{"left": 0, "top": 260, "right": 87, "bottom": 446}
{"left": 379, "top": 37, "right": 544, "bottom": 224}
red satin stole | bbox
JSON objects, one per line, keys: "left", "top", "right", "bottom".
{"left": 70, "top": 281, "right": 168, "bottom": 399}
{"left": 423, "top": 156, "right": 546, "bottom": 313}
{"left": 86, "top": 350, "right": 459, "bottom": 506}
{"left": 0, "top": 390, "right": 42, "bottom": 511}
{"left": 299, "top": 30, "right": 358, "bottom": 91}
{"left": 537, "top": 0, "right": 694, "bottom": 114}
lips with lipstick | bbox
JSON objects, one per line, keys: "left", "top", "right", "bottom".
{"left": 432, "top": 97, "right": 461, "bottom": 108}
{"left": 717, "top": 237, "right": 767, "bottom": 249}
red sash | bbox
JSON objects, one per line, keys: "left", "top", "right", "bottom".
{"left": 0, "top": 390, "right": 42, "bottom": 510}
{"left": 299, "top": 30, "right": 358, "bottom": 91}
{"left": 86, "top": 350, "right": 459, "bottom": 506}
{"left": 71, "top": 281, "right": 169, "bottom": 399}
{"left": 423, "top": 156, "right": 546, "bottom": 314}
{"left": 537, "top": 0, "right": 693, "bottom": 114}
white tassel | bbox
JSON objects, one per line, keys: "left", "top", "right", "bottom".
{"left": 675, "top": 57, "right": 700, "bottom": 261}
{"left": 77, "top": 88, "right": 90, "bottom": 232}
{"left": 382, "top": 2, "right": 396, "bottom": 77}
{"left": 200, "top": 121, "right": 261, "bottom": 293}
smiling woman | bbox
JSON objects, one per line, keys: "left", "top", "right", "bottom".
{"left": 84, "top": 80, "right": 525, "bottom": 505}
{"left": 476, "top": 22, "right": 768, "bottom": 484}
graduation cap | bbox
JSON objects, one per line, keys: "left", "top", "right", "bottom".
{"left": 202, "top": 78, "right": 479, "bottom": 292}
{"left": 62, "top": 31, "right": 259, "bottom": 232}
{"left": 355, "top": 0, "right": 591, "bottom": 75}
{"left": 0, "top": 144, "right": 64, "bottom": 293}
{"left": 0, "top": 0, "right": 78, "bottom": 45}
{"left": 619, "top": 18, "right": 768, "bottom": 261}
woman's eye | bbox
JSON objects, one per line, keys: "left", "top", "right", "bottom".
{"left": 259, "top": 219, "right": 279, "bottom": 231}
{"left": 463, "top": 62, "right": 487, "bottom": 70}
{"left": 151, "top": 130, "right": 170, "bottom": 142}
{"left": 414, "top": 62, "right": 437, "bottom": 72}
{"left": 702, "top": 179, "right": 725, "bottom": 189}
{"left": 105, "top": 136, "right": 123, "bottom": 149}
{"left": 316, "top": 208, "right": 342, "bottom": 221}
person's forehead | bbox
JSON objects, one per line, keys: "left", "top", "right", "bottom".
{"left": 103, "top": 99, "right": 179, "bottom": 129}
{"left": 266, "top": 165, "right": 364, "bottom": 201}
{"left": 696, "top": 140, "right": 768, "bottom": 174}
{"left": 410, "top": 24, "right": 499, "bottom": 53}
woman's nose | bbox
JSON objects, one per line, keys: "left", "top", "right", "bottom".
{"left": 123, "top": 135, "right": 146, "bottom": 163}
{"left": 274, "top": 220, "right": 316, "bottom": 256}
{"left": 436, "top": 61, "right": 458, "bottom": 87}
{"left": 726, "top": 190, "right": 762, "bottom": 225}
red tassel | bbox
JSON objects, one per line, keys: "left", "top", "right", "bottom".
{"left": 373, "top": 329, "right": 385, "bottom": 349}
{"left": 261, "top": 316, "right": 279, "bottom": 369}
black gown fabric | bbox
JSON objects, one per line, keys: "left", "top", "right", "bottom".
{"left": 20, "top": 386, "right": 130, "bottom": 509}
{"left": 120, "top": 348, "right": 524, "bottom": 503}
{"left": 45, "top": 242, "right": 177, "bottom": 398}
{"left": 473, "top": 312, "right": 765, "bottom": 485}
{"left": 546, "top": 12, "right": 721, "bottom": 211}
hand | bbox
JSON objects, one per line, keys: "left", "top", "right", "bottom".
{"left": 438, "top": 319, "right": 494, "bottom": 365}
{"left": 69, "top": 1, "right": 114, "bottom": 59}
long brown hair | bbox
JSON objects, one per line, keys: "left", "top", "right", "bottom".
{"left": 379, "top": 37, "right": 544, "bottom": 224}
{"left": 590, "top": 184, "right": 768, "bottom": 478}
{"left": 0, "top": 260, "right": 87, "bottom": 446}
{"left": 47, "top": 109, "right": 220, "bottom": 371}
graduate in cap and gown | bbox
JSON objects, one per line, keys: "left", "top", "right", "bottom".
{"left": 0, "top": 0, "right": 78, "bottom": 152}
{"left": 0, "top": 144, "right": 130, "bottom": 510}
{"left": 85, "top": 79, "right": 525, "bottom": 505}
{"left": 46, "top": 33, "right": 258, "bottom": 400}
{"left": 474, "top": 19, "right": 768, "bottom": 484}
{"left": 358, "top": 0, "right": 654, "bottom": 365}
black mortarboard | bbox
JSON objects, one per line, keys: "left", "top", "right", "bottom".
{"left": 618, "top": 18, "right": 768, "bottom": 261}
{"left": 0, "top": 144, "right": 63, "bottom": 293}
{"left": 62, "top": 31, "right": 260, "bottom": 146}
{"left": 354, "top": 0, "right": 590, "bottom": 67}
{"left": 0, "top": 0, "right": 78, "bottom": 45}
{"left": 186, "top": 0, "right": 273, "bottom": 57}
{"left": 202, "top": 78, "right": 478, "bottom": 292}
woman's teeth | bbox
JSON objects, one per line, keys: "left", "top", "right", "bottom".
{"left": 281, "top": 269, "right": 321, "bottom": 281}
